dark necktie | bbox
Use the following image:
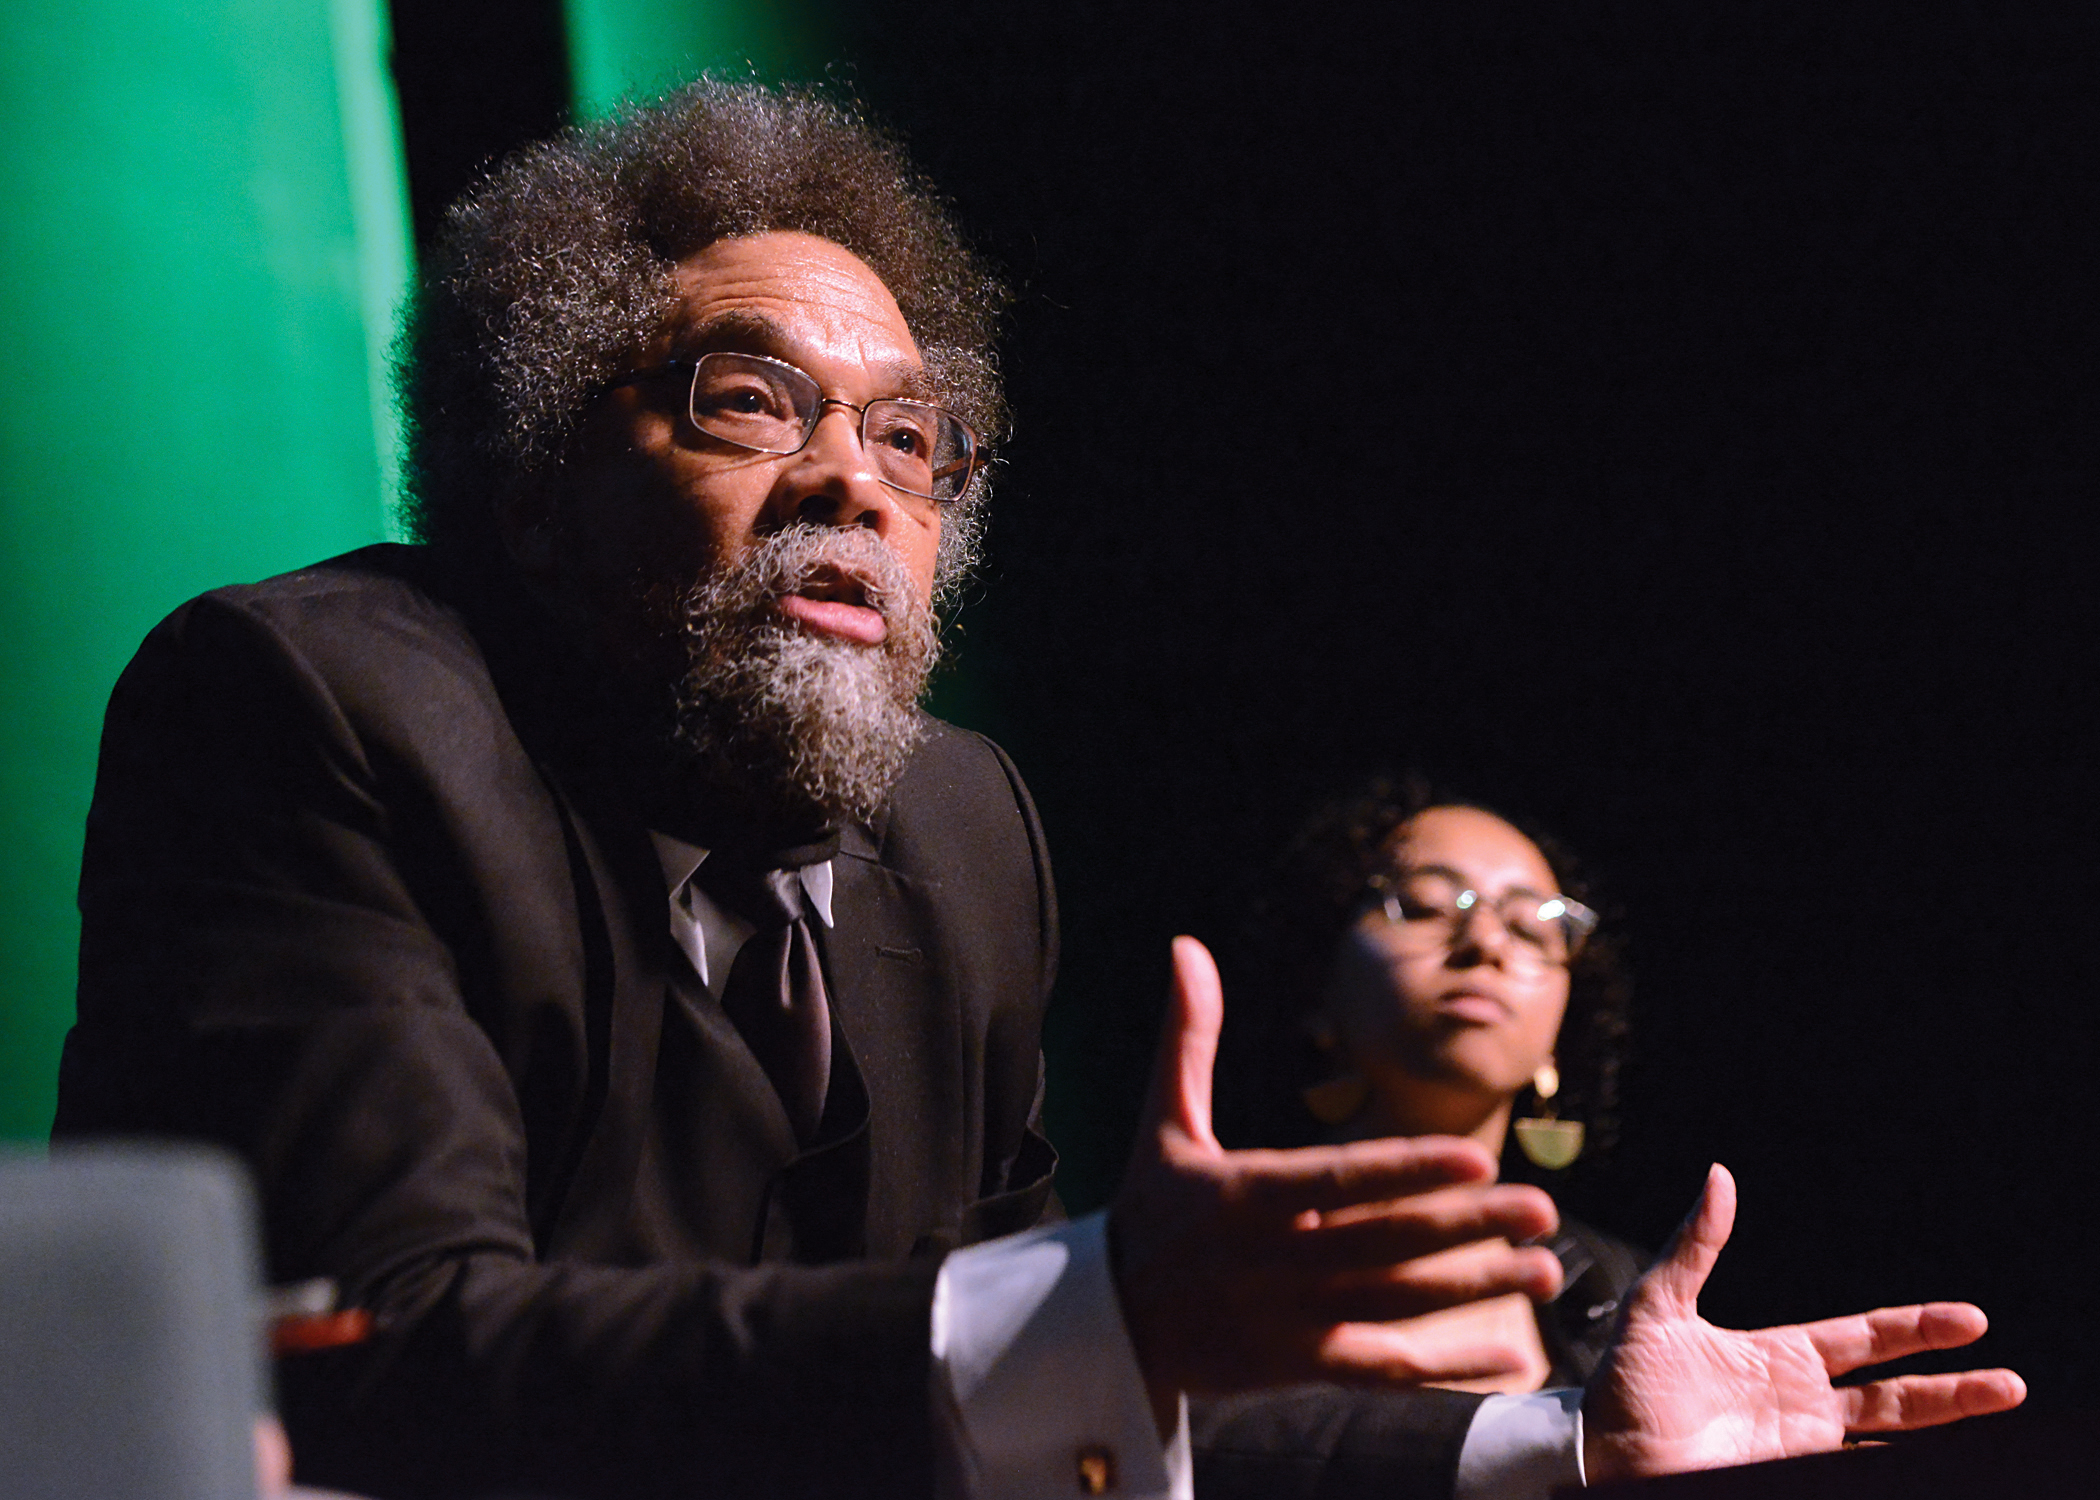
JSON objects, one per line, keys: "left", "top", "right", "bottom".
{"left": 694, "top": 836, "right": 838, "bottom": 1145}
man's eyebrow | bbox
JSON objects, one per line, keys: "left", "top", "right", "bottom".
{"left": 679, "top": 310, "right": 933, "bottom": 398}
{"left": 679, "top": 309, "right": 792, "bottom": 357}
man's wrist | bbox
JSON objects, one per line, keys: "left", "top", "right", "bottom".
{"left": 934, "top": 1212, "right": 1187, "bottom": 1499}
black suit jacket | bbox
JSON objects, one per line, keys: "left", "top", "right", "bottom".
{"left": 56, "top": 546, "right": 1057, "bottom": 1498}
{"left": 57, "top": 545, "right": 1491, "bottom": 1500}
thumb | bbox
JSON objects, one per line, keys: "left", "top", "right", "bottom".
{"left": 1139, "top": 935, "right": 1225, "bottom": 1153}
{"left": 1644, "top": 1162, "right": 1736, "bottom": 1312}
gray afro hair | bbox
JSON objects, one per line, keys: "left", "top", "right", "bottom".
{"left": 397, "top": 79, "right": 1007, "bottom": 587}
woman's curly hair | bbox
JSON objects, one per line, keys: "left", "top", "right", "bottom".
{"left": 1220, "top": 772, "right": 1632, "bottom": 1173}
{"left": 396, "top": 78, "right": 1008, "bottom": 596}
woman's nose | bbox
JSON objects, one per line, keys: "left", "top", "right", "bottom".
{"left": 1448, "top": 906, "right": 1513, "bottom": 963}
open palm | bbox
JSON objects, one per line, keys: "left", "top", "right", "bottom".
{"left": 1584, "top": 1165, "right": 2026, "bottom": 1482}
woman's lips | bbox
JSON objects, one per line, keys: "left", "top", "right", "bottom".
{"left": 778, "top": 591, "right": 888, "bottom": 644}
{"left": 1435, "top": 990, "right": 1511, "bottom": 1025}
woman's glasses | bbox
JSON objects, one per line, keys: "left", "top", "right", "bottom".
{"left": 1369, "top": 868, "right": 1598, "bottom": 968}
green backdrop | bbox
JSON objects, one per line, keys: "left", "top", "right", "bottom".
{"left": 566, "top": 0, "right": 827, "bottom": 116}
{"left": 0, "top": 0, "right": 409, "bottom": 1138}
{"left": 0, "top": 3, "right": 835, "bottom": 1139}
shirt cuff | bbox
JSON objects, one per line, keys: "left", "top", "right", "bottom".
{"left": 932, "top": 1211, "right": 1191, "bottom": 1500}
{"left": 1456, "top": 1388, "right": 1585, "bottom": 1500}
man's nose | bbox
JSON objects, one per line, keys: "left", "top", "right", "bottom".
{"left": 775, "top": 404, "right": 897, "bottom": 532}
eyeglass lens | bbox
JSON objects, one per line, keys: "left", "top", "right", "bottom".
{"left": 1382, "top": 872, "right": 1585, "bottom": 964}
{"left": 686, "top": 351, "right": 974, "bottom": 501}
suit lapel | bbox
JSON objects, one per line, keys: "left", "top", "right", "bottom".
{"left": 533, "top": 793, "right": 667, "bottom": 1257}
{"left": 808, "top": 825, "right": 971, "bottom": 1259}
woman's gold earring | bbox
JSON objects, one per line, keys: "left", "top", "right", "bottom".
{"left": 1512, "top": 1059, "right": 1584, "bottom": 1169}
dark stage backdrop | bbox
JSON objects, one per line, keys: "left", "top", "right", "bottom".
{"left": 823, "top": 3, "right": 2098, "bottom": 1401}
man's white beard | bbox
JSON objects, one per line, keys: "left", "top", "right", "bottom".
{"left": 669, "top": 525, "right": 939, "bottom": 830}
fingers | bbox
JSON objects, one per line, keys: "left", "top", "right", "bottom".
{"left": 1640, "top": 1162, "right": 1736, "bottom": 1312}
{"left": 1295, "top": 1182, "right": 1559, "bottom": 1271}
{"left": 1804, "top": 1301, "right": 1990, "bottom": 1377}
{"left": 1313, "top": 1321, "right": 1535, "bottom": 1388}
{"left": 1802, "top": 1301, "right": 2022, "bottom": 1434}
{"left": 1302, "top": 1243, "right": 1566, "bottom": 1322}
{"left": 1234, "top": 1135, "right": 1500, "bottom": 1218}
{"left": 1144, "top": 935, "right": 1224, "bottom": 1151}
{"left": 1841, "top": 1368, "right": 2028, "bottom": 1432}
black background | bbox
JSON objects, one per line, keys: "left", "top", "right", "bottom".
{"left": 393, "top": 0, "right": 2097, "bottom": 1402}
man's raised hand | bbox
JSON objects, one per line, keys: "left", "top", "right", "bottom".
{"left": 1109, "top": 936, "right": 1565, "bottom": 1428}
{"left": 1584, "top": 1163, "right": 2027, "bottom": 1481}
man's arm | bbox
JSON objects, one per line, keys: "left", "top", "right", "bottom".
{"left": 928, "top": 930, "right": 1573, "bottom": 1500}
{"left": 59, "top": 581, "right": 948, "bottom": 1499}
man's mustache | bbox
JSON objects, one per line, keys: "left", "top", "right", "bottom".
{"left": 689, "top": 524, "right": 921, "bottom": 637}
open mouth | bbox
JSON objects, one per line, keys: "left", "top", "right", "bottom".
{"left": 777, "top": 564, "right": 888, "bottom": 645}
{"left": 791, "top": 564, "right": 874, "bottom": 609}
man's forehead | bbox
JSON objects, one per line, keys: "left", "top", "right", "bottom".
{"left": 675, "top": 308, "right": 931, "bottom": 398}
{"left": 665, "top": 231, "right": 924, "bottom": 387}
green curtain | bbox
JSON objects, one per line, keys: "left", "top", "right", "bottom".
{"left": 565, "top": 0, "right": 830, "bottom": 117}
{"left": 0, "top": 0, "right": 411, "bottom": 1138}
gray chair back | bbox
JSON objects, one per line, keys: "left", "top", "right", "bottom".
{"left": 0, "top": 1145, "right": 263, "bottom": 1500}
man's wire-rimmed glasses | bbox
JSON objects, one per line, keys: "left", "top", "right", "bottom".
{"left": 612, "top": 350, "right": 982, "bottom": 503}
{"left": 1368, "top": 868, "right": 1599, "bottom": 969}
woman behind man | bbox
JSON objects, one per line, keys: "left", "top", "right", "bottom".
{"left": 1218, "top": 775, "right": 1642, "bottom": 1390}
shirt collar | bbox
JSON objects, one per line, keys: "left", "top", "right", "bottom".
{"left": 648, "top": 831, "right": 836, "bottom": 995}
{"left": 648, "top": 832, "right": 835, "bottom": 925}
